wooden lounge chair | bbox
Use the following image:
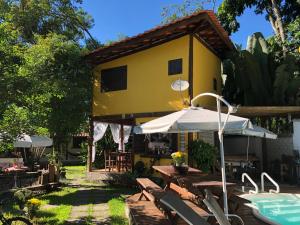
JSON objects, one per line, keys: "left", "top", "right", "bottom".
{"left": 203, "top": 189, "right": 244, "bottom": 225}
{"left": 160, "top": 191, "right": 210, "bottom": 225}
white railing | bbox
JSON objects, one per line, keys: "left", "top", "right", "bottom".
{"left": 261, "top": 172, "right": 280, "bottom": 193}
{"left": 242, "top": 173, "right": 259, "bottom": 194}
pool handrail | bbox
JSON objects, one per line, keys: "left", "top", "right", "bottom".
{"left": 242, "top": 173, "right": 259, "bottom": 194}
{"left": 261, "top": 172, "right": 280, "bottom": 193}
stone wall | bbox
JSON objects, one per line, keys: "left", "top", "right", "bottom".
{"left": 222, "top": 135, "right": 294, "bottom": 170}
{"left": 266, "top": 135, "right": 294, "bottom": 163}
{"left": 197, "top": 131, "right": 215, "bottom": 146}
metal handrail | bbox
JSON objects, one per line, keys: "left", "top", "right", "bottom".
{"left": 242, "top": 173, "right": 259, "bottom": 194}
{"left": 261, "top": 172, "right": 280, "bottom": 193}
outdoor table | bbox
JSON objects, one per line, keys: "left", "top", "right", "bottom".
{"left": 5, "top": 167, "right": 28, "bottom": 188}
{"left": 153, "top": 165, "right": 237, "bottom": 211}
{"left": 152, "top": 165, "right": 202, "bottom": 189}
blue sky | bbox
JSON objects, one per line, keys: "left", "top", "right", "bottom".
{"left": 81, "top": 0, "right": 274, "bottom": 48}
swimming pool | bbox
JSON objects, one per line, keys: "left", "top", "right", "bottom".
{"left": 241, "top": 193, "right": 300, "bottom": 225}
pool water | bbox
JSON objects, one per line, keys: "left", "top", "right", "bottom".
{"left": 242, "top": 193, "right": 300, "bottom": 225}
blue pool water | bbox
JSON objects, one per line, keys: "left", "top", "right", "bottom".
{"left": 242, "top": 193, "right": 300, "bottom": 225}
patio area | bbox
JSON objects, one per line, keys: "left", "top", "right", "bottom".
{"left": 125, "top": 165, "right": 300, "bottom": 225}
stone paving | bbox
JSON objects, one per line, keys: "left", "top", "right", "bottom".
{"left": 64, "top": 175, "right": 111, "bottom": 224}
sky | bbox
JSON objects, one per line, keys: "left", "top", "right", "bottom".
{"left": 80, "top": 0, "right": 274, "bottom": 48}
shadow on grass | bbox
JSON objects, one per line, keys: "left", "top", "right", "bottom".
{"left": 110, "top": 215, "right": 128, "bottom": 225}
{"left": 34, "top": 210, "right": 60, "bottom": 225}
{"left": 64, "top": 215, "right": 111, "bottom": 225}
{"left": 41, "top": 187, "right": 137, "bottom": 206}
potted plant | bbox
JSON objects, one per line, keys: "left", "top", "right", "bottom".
{"left": 47, "top": 150, "right": 60, "bottom": 182}
{"left": 171, "top": 151, "right": 188, "bottom": 174}
{"left": 26, "top": 198, "right": 41, "bottom": 219}
{"left": 60, "top": 167, "right": 66, "bottom": 179}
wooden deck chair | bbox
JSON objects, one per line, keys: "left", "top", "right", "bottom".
{"left": 160, "top": 191, "right": 210, "bottom": 225}
{"left": 203, "top": 189, "right": 244, "bottom": 225}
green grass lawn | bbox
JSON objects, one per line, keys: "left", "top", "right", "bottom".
{"left": 65, "top": 165, "right": 86, "bottom": 180}
{"left": 2, "top": 165, "right": 135, "bottom": 225}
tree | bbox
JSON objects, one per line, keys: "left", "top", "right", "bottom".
{"left": 19, "top": 33, "right": 92, "bottom": 149}
{"left": 0, "top": 0, "right": 93, "bottom": 152}
{"left": 223, "top": 32, "right": 300, "bottom": 106}
{"left": 1, "top": 0, "right": 96, "bottom": 45}
{"left": 161, "top": 0, "right": 216, "bottom": 24}
{"left": 217, "top": 0, "right": 300, "bottom": 54}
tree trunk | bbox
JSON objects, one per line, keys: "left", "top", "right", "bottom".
{"left": 270, "top": 0, "right": 287, "bottom": 56}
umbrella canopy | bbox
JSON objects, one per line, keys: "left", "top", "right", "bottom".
{"left": 134, "top": 107, "right": 253, "bottom": 134}
{"left": 225, "top": 125, "right": 277, "bottom": 139}
{"left": 14, "top": 135, "right": 53, "bottom": 148}
{"left": 133, "top": 102, "right": 276, "bottom": 217}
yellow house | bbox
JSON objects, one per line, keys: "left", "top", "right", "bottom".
{"left": 86, "top": 10, "right": 234, "bottom": 171}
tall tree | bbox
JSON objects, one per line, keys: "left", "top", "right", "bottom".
{"left": 0, "top": 0, "right": 94, "bottom": 152}
{"left": 0, "top": 0, "right": 97, "bottom": 46}
{"left": 217, "top": 0, "right": 300, "bottom": 54}
{"left": 161, "top": 0, "right": 216, "bottom": 24}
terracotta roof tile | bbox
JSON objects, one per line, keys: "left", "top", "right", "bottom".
{"left": 86, "top": 10, "right": 234, "bottom": 64}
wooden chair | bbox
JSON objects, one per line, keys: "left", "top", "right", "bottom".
{"left": 104, "top": 150, "right": 117, "bottom": 172}
{"left": 119, "top": 152, "right": 132, "bottom": 171}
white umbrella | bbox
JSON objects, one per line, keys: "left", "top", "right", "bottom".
{"left": 225, "top": 125, "right": 277, "bottom": 139}
{"left": 134, "top": 107, "right": 253, "bottom": 134}
{"left": 14, "top": 134, "right": 53, "bottom": 148}
{"left": 14, "top": 135, "right": 53, "bottom": 161}
{"left": 134, "top": 93, "right": 275, "bottom": 217}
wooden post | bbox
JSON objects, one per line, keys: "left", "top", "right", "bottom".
{"left": 262, "top": 138, "right": 268, "bottom": 172}
{"left": 188, "top": 34, "right": 194, "bottom": 102}
{"left": 187, "top": 133, "right": 193, "bottom": 166}
{"left": 120, "top": 123, "right": 124, "bottom": 152}
{"left": 87, "top": 116, "right": 94, "bottom": 172}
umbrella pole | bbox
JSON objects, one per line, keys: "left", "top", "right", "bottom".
{"left": 217, "top": 99, "right": 229, "bottom": 217}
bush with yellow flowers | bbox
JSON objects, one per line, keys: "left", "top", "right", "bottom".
{"left": 26, "top": 198, "right": 41, "bottom": 219}
{"left": 171, "top": 151, "right": 186, "bottom": 166}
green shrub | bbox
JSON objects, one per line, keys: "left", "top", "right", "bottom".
{"left": 14, "top": 189, "right": 33, "bottom": 210}
{"left": 134, "top": 161, "right": 146, "bottom": 176}
{"left": 189, "top": 139, "right": 216, "bottom": 173}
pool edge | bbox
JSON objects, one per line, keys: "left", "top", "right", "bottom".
{"left": 240, "top": 193, "right": 283, "bottom": 225}
{"left": 251, "top": 208, "right": 281, "bottom": 225}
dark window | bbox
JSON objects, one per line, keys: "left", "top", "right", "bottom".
{"left": 133, "top": 134, "right": 147, "bottom": 153}
{"left": 73, "top": 136, "right": 87, "bottom": 148}
{"left": 168, "top": 58, "right": 182, "bottom": 75}
{"left": 213, "top": 78, "right": 217, "bottom": 91}
{"left": 101, "top": 65, "right": 127, "bottom": 92}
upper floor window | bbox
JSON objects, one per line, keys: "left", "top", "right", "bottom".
{"left": 101, "top": 65, "right": 127, "bottom": 92}
{"left": 168, "top": 58, "right": 182, "bottom": 75}
{"left": 213, "top": 78, "right": 217, "bottom": 91}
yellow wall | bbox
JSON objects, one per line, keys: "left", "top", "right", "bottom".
{"left": 93, "top": 36, "right": 190, "bottom": 117}
{"left": 92, "top": 35, "right": 222, "bottom": 167}
{"left": 192, "top": 37, "right": 222, "bottom": 107}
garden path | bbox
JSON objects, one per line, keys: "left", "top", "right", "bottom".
{"left": 65, "top": 169, "right": 111, "bottom": 224}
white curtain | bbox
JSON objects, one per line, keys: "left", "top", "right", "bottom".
{"left": 92, "top": 122, "right": 108, "bottom": 162}
{"left": 110, "top": 124, "right": 132, "bottom": 151}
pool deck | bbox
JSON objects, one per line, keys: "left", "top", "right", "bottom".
{"left": 126, "top": 184, "right": 300, "bottom": 225}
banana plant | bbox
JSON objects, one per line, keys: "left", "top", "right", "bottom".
{"left": 223, "top": 32, "right": 300, "bottom": 106}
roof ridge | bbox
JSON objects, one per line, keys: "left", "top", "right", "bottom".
{"left": 87, "top": 10, "right": 216, "bottom": 56}
{"left": 86, "top": 10, "right": 234, "bottom": 63}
